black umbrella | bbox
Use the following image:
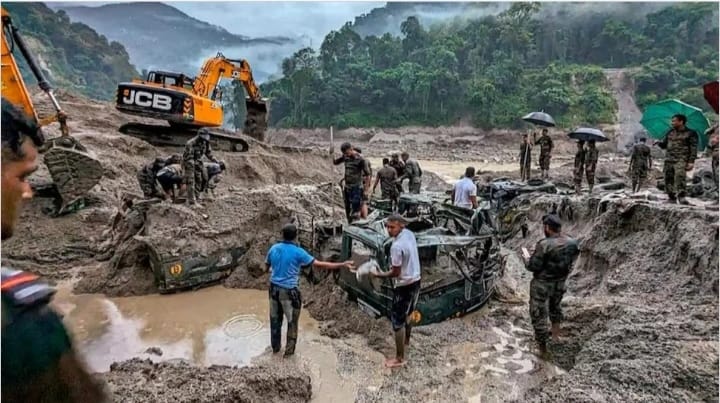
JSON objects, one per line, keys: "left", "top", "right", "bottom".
{"left": 522, "top": 112, "right": 556, "bottom": 127}
{"left": 568, "top": 127, "right": 608, "bottom": 142}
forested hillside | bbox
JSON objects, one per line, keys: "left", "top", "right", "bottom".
{"left": 4, "top": 2, "right": 138, "bottom": 100}
{"left": 261, "top": 2, "right": 718, "bottom": 129}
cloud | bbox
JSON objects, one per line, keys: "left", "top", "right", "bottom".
{"left": 168, "top": 1, "right": 382, "bottom": 47}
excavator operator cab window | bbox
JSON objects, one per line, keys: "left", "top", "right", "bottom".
{"left": 145, "top": 71, "right": 183, "bottom": 88}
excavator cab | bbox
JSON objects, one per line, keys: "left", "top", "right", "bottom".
{"left": 1, "top": 8, "right": 102, "bottom": 216}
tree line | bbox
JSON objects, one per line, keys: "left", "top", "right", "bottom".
{"left": 253, "top": 2, "right": 718, "bottom": 130}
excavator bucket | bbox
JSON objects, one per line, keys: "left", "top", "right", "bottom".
{"left": 243, "top": 97, "right": 269, "bottom": 142}
{"left": 42, "top": 137, "right": 103, "bottom": 215}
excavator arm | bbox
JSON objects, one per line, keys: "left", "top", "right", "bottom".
{"left": 1, "top": 7, "right": 102, "bottom": 216}
{"left": 192, "top": 53, "right": 268, "bottom": 140}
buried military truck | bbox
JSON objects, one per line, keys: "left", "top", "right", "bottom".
{"left": 335, "top": 221, "right": 504, "bottom": 326}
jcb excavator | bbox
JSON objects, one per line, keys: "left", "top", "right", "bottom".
{"left": 115, "top": 52, "right": 269, "bottom": 151}
{"left": 1, "top": 7, "right": 102, "bottom": 216}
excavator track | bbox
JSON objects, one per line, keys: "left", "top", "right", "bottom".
{"left": 119, "top": 122, "right": 250, "bottom": 152}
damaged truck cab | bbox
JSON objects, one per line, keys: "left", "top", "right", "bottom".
{"left": 336, "top": 223, "right": 503, "bottom": 326}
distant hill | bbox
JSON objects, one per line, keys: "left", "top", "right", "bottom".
{"left": 55, "top": 2, "right": 300, "bottom": 81}
{"left": 3, "top": 2, "right": 138, "bottom": 100}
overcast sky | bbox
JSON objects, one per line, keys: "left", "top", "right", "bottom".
{"left": 168, "top": 2, "right": 382, "bottom": 44}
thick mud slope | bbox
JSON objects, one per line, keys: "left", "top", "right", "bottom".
{"left": 101, "top": 358, "right": 312, "bottom": 403}
{"left": 514, "top": 195, "right": 719, "bottom": 402}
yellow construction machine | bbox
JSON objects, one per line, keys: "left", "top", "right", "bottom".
{"left": 115, "top": 52, "right": 269, "bottom": 151}
{"left": 1, "top": 7, "right": 102, "bottom": 216}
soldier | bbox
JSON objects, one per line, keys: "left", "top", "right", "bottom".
{"left": 521, "top": 214, "right": 580, "bottom": 358}
{"left": 534, "top": 129, "right": 554, "bottom": 180}
{"left": 372, "top": 158, "right": 399, "bottom": 210}
{"left": 519, "top": 133, "right": 533, "bottom": 181}
{"left": 389, "top": 153, "right": 405, "bottom": 194}
{"left": 655, "top": 114, "right": 698, "bottom": 204}
{"left": 156, "top": 162, "right": 185, "bottom": 200}
{"left": 400, "top": 151, "right": 423, "bottom": 194}
{"left": 629, "top": 138, "right": 652, "bottom": 193}
{"left": 136, "top": 157, "right": 166, "bottom": 199}
{"left": 356, "top": 148, "right": 372, "bottom": 218}
{"left": 333, "top": 142, "right": 371, "bottom": 221}
{"left": 584, "top": 140, "right": 598, "bottom": 193}
{"left": 201, "top": 161, "right": 226, "bottom": 197}
{"left": 183, "top": 128, "right": 218, "bottom": 207}
{"left": 706, "top": 124, "right": 719, "bottom": 191}
{"left": 1, "top": 99, "right": 107, "bottom": 401}
{"left": 573, "top": 141, "right": 585, "bottom": 195}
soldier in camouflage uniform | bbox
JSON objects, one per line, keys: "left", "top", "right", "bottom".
{"left": 572, "top": 141, "right": 585, "bottom": 195}
{"left": 655, "top": 114, "right": 698, "bottom": 204}
{"left": 183, "top": 128, "right": 218, "bottom": 206}
{"left": 519, "top": 133, "right": 533, "bottom": 181}
{"left": 534, "top": 129, "right": 554, "bottom": 180}
{"left": 1, "top": 99, "right": 107, "bottom": 401}
{"left": 522, "top": 214, "right": 580, "bottom": 357}
{"left": 389, "top": 153, "right": 405, "bottom": 194}
{"left": 136, "top": 157, "right": 166, "bottom": 199}
{"left": 706, "top": 124, "right": 719, "bottom": 191}
{"left": 584, "top": 140, "right": 599, "bottom": 193}
{"left": 372, "top": 158, "right": 400, "bottom": 210}
{"left": 400, "top": 151, "right": 423, "bottom": 194}
{"left": 629, "top": 138, "right": 652, "bottom": 192}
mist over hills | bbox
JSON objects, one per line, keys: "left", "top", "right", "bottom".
{"left": 55, "top": 2, "right": 301, "bottom": 81}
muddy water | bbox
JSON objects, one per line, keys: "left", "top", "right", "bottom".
{"left": 52, "top": 285, "right": 362, "bottom": 403}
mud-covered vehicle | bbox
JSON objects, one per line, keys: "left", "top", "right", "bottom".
{"left": 336, "top": 222, "right": 503, "bottom": 326}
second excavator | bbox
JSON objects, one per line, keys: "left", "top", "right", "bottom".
{"left": 115, "top": 53, "right": 269, "bottom": 151}
{"left": 2, "top": 7, "right": 102, "bottom": 216}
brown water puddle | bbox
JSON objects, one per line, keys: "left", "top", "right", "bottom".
{"left": 52, "top": 285, "right": 362, "bottom": 403}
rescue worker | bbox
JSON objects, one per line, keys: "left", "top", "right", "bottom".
{"left": 370, "top": 214, "right": 421, "bottom": 368}
{"left": 389, "top": 153, "right": 405, "bottom": 194}
{"left": 372, "top": 158, "right": 399, "bottom": 211}
{"left": 156, "top": 162, "right": 185, "bottom": 201}
{"left": 136, "top": 157, "right": 166, "bottom": 199}
{"left": 521, "top": 214, "right": 580, "bottom": 358}
{"left": 183, "top": 128, "right": 218, "bottom": 207}
{"left": 629, "top": 138, "right": 652, "bottom": 193}
{"left": 584, "top": 140, "right": 598, "bottom": 193}
{"left": 573, "top": 141, "right": 585, "bottom": 195}
{"left": 534, "top": 129, "right": 554, "bottom": 180}
{"left": 655, "top": 114, "right": 698, "bottom": 204}
{"left": 266, "top": 224, "right": 353, "bottom": 356}
{"left": 519, "top": 133, "right": 533, "bottom": 181}
{"left": 452, "top": 167, "right": 478, "bottom": 209}
{"left": 201, "top": 161, "right": 226, "bottom": 197}
{"left": 399, "top": 151, "right": 423, "bottom": 194}
{"left": 1, "top": 99, "right": 107, "bottom": 402}
{"left": 706, "top": 124, "right": 719, "bottom": 191}
{"left": 356, "top": 148, "right": 371, "bottom": 218}
{"left": 333, "top": 142, "right": 371, "bottom": 221}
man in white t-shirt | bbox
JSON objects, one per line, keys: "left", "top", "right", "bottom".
{"left": 371, "top": 214, "right": 421, "bottom": 368}
{"left": 452, "top": 167, "right": 478, "bottom": 209}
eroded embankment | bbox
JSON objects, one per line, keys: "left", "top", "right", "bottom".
{"left": 512, "top": 195, "right": 719, "bottom": 402}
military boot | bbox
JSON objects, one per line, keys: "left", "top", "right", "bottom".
{"left": 666, "top": 193, "right": 677, "bottom": 204}
{"left": 678, "top": 194, "right": 690, "bottom": 205}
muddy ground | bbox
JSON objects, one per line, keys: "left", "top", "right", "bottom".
{"left": 3, "top": 92, "right": 718, "bottom": 402}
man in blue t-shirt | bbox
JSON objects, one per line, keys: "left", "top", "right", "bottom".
{"left": 266, "top": 223, "right": 354, "bottom": 356}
